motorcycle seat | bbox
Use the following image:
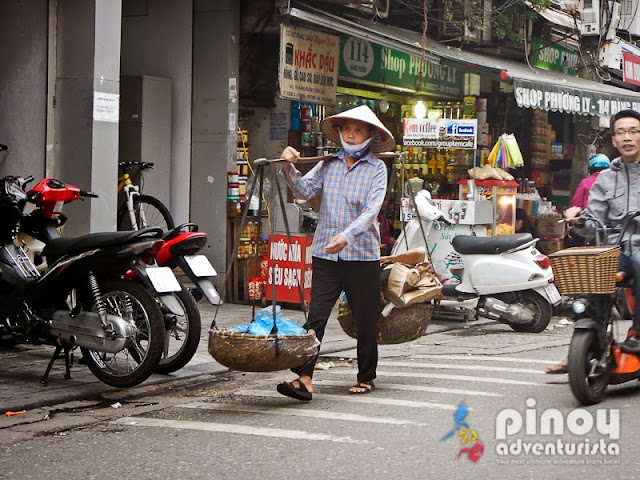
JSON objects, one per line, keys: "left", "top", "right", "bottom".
{"left": 162, "top": 223, "right": 199, "bottom": 242}
{"left": 452, "top": 233, "right": 534, "bottom": 255}
{"left": 42, "top": 227, "right": 162, "bottom": 259}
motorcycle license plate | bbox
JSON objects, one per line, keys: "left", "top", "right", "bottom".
{"left": 146, "top": 266, "right": 182, "bottom": 293}
{"left": 544, "top": 284, "right": 562, "bottom": 305}
{"left": 184, "top": 255, "right": 217, "bottom": 277}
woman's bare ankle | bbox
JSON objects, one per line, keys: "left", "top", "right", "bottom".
{"left": 298, "top": 374, "right": 313, "bottom": 393}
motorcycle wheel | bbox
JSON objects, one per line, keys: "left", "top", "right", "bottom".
{"left": 154, "top": 286, "right": 201, "bottom": 375}
{"left": 507, "top": 290, "right": 552, "bottom": 333}
{"left": 615, "top": 287, "right": 633, "bottom": 320}
{"left": 568, "top": 330, "right": 609, "bottom": 405}
{"left": 81, "top": 279, "right": 164, "bottom": 388}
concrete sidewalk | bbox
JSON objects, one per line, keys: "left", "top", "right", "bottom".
{"left": 0, "top": 301, "right": 475, "bottom": 413}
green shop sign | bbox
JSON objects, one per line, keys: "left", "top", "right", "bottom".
{"left": 339, "top": 36, "right": 463, "bottom": 97}
{"left": 531, "top": 38, "right": 578, "bottom": 76}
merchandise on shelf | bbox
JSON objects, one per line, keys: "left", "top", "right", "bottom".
{"left": 248, "top": 277, "right": 267, "bottom": 300}
{"left": 235, "top": 222, "right": 268, "bottom": 259}
{"left": 229, "top": 125, "right": 251, "bottom": 215}
{"left": 529, "top": 110, "right": 554, "bottom": 170}
{"left": 529, "top": 169, "right": 549, "bottom": 187}
{"left": 392, "top": 146, "right": 474, "bottom": 200}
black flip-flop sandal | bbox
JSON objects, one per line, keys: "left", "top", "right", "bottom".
{"left": 349, "top": 381, "right": 375, "bottom": 394}
{"left": 277, "top": 379, "right": 312, "bottom": 401}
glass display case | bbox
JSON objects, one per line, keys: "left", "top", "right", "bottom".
{"left": 458, "top": 179, "right": 518, "bottom": 236}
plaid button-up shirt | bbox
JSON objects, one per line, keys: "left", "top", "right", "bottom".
{"left": 283, "top": 151, "right": 387, "bottom": 261}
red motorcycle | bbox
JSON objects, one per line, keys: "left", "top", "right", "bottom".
{"left": 20, "top": 177, "right": 220, "bottom": 374}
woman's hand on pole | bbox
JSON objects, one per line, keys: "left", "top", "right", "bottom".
{"left": 280, "top": 146, "right": 300, "bottom": 175}
{"left": 281, "top": 146, "right": 300, "bottom": 164}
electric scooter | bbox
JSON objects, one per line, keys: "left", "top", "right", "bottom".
{"left": 560, "top": 214, "right": 640, "bottom": 405}
{"left": 390, "top": 190, "right": 561, "bottom": 332}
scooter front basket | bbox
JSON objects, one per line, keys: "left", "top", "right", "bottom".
{"left": 549, "top": 246, "right": 620, "bottom": 295}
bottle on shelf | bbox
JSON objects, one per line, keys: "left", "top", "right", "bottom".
{"left": 427, "top": 152, "right": 437, "bottom": 183}
{"left": 435, "top": 150, "right": 447, "bottom": 185}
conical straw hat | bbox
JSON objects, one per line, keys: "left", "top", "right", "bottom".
{"left": 321, "top": 105, "right": 395, "bottom": 153}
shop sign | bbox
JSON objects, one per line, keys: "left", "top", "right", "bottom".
{"left": 403, "top": 118, "right": 477, "bottom": 149}
{"left": 513, "top": 79, "right": 640, "bottom": 116}
{"left": 623, "top": 52, "right": 640, "bottom": 87}
{"left": 531, "top": 38, "right": 578, "bottom": 77}
{"left": 339, "top": 37, "right": 463, "bottom": 97}
{"left": 266, "top": 234, "right": 312, "bottom": 304}
{"left": 279, "top": 24, "right": 339, "bottom": 106}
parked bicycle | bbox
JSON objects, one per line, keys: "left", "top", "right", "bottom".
{"left": 117, "top": 161, "right": 175, "bottom": 231}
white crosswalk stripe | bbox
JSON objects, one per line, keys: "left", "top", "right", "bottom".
{"left": 177, "top": 401, "right": 428, "bottom": 425}
{"left": 413, "top": 354, "right": 559, "bottom": 365}
{"left": 377, "top": 360, "right": 543, "bottom": 374}
{"left": 109, "top": 351, "right": 554, "bottom": 444}
{"left": 112, "top": 416, "right": 371, "bottom": 444}
{"left": 313, "top": 379, "right": 501, "bottom": 397}
{"left": 327, "top": 369, "right": 546, "bottom": 386}
{"left": 232, "top": 389, "right": 457, "bottom": 410}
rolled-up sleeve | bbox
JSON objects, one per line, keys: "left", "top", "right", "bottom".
{"left": 280, "top": 162, "right": 325, "bottom": 200}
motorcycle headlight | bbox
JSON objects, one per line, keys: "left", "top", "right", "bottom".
{"left": 572, "top": 299, "right": 588, "bottom": 314}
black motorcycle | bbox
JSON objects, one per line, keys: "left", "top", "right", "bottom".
{"left": 0, "top": 174, "right": 168, "bottom": 388}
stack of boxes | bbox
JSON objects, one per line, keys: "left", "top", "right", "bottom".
{"left": 536, "top": 213, "right": 565, "bottom": 253}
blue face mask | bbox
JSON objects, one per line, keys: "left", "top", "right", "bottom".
{"left": 338, "top": 130, "right": 375, "bottom": 161}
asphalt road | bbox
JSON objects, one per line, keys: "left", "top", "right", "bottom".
{"left": 2, "top": 303, "right": 639, "bottom": 479}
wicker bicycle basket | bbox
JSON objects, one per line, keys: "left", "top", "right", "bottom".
{"left": 337, "top": 300, "right": 433, "bottom": 345}
{"left": 208, "top": 328, "right": 320, "bottom": 372}
{"left": 549, "top": 246, "right": 621, "bottom": 295}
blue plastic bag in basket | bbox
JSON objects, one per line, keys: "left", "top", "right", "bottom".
{"left": 229, "top": 306, "right": 306, "bottom": 336}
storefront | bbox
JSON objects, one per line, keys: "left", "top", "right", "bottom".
{"left": 228, "top": 2, "right": 640, "bottom": 303}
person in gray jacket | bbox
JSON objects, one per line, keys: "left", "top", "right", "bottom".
{"left": 566, "top": 109, "right": 640, "bottom": 354}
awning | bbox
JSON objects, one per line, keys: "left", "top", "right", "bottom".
{"left": 525, "top": 1, "right": 580, "bottom": 30}
{"left": 284, "top": 4, "right": 640, "bottom": 116}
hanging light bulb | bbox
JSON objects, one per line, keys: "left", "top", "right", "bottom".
{"left": 379, "top": 90, "right": 389, "bottom": 113}
{"left": 414, "top": 100, "right": 427, "bottom": 119}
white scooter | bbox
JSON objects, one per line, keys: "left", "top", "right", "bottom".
{"left": 390, "top": 190, "right": 561, "bottom": 332}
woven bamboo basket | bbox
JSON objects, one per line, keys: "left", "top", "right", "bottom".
{"left": 208, "top": 328, "right": 320, "bottom": 372}
{"left": 549, "top": 246, "right": 621, "bottom": 295}
{"left": 337, "top": 300, "right": 433, "bottom": 345}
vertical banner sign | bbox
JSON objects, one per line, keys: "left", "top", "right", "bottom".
{"left": 623, "top": 52, "right": 640, "bottom": 87}
{"left": 279, "top": 24, "right": 339, "bottom": 106}
{"left": 266, "top": 234, "right": 312, "bottom": 304}
{"left": 403, "top": 118, "right": 478, "bottom": 149}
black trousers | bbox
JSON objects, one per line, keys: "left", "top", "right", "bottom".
{"left": 293, "top": 256, "right": 380, "bottom": 383}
